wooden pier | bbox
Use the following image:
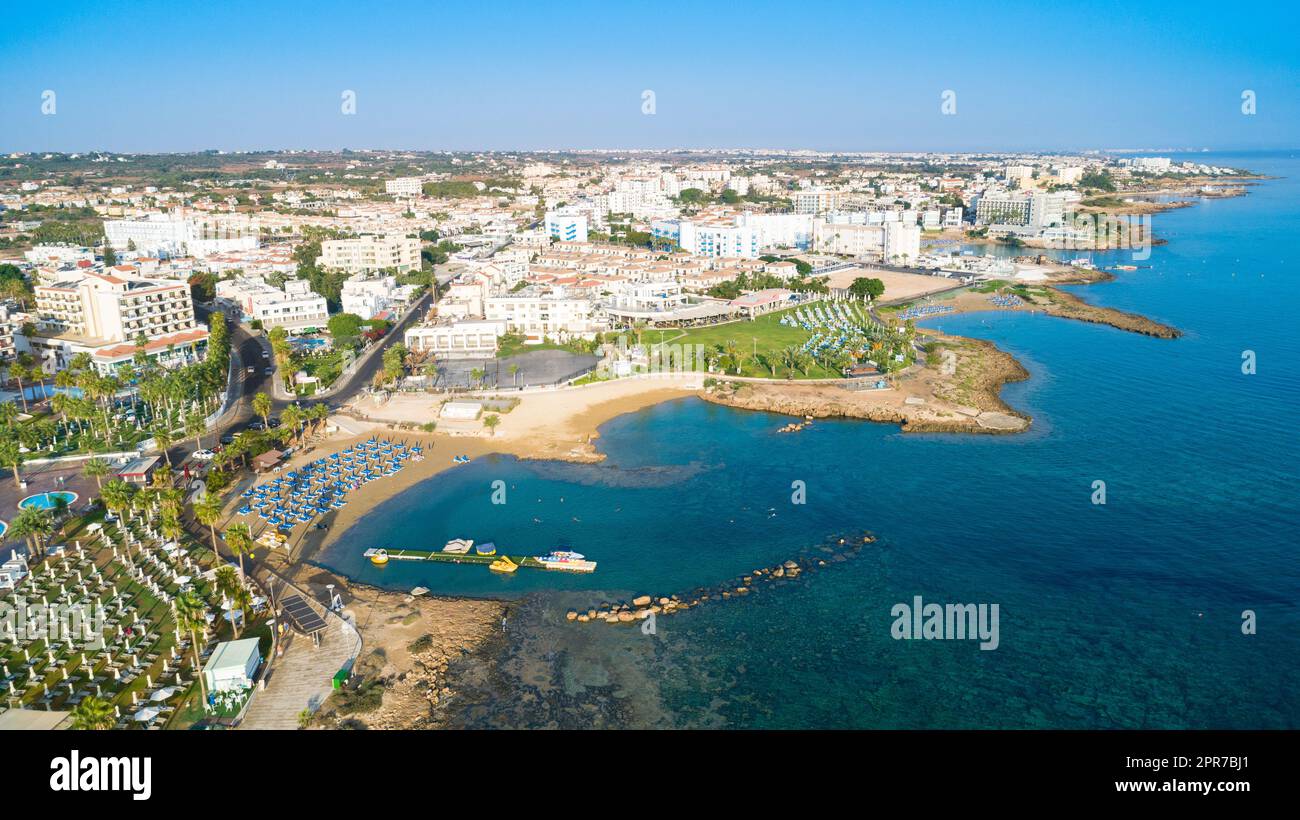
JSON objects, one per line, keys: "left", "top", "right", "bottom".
{"left": 363, "top": 548, "right": 596, "bottom": 573}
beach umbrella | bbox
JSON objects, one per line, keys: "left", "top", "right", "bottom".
{"left": 150, "top": 686, "right": 176, "bottom": 702}
{"left": 132, "top": 706, "right": 160, "bottom": 722}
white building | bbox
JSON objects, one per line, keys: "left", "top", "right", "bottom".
{"left": 104, "top": 212, "right": 258, "bottom": 258}
{"left": 673, "top": 213, "right": 813, "bottom": 258}
{"left": 386, "top": 177, "right": 424, "bottom": 197}
{"left": 405, "top": 318, "right": 506, "bottom": 359}
{"left": 203, "top": 638, "right": 262, "bottom": 693}
{"left": 794, "top": 188, "right": 840, "bottom": 214}
{"left": 31, "top": 268, "right": 207, "bottom": 373}
{"left": 216, "top": 276, "right": 329, "bottom": 330}
{"left": 485, "top": 286, "right": 599, "bottom": 341}
{"left": 340, "top": 274, "right": 413, "bottom": 320}
{"left": 318, "top": 234, "right": 421, "bottom": 275}
{"left": 544, "top": 209, "right": 589, "bottom": 243}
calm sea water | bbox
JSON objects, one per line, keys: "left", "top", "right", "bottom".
{"left": 319, "top": 152, "right": 1299, "bottom": 728}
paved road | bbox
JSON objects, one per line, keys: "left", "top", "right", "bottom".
{"left": 174, "top": 291, "right": 430, "bottom": 468}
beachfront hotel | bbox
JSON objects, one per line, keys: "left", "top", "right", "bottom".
{"left": 29, "top": 268, "right": 208, "bottom": 374}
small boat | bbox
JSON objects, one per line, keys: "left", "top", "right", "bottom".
{"left": 539, "top": 550, "right": 585, "bottom": 563}
{"left": 370, "top": 548, "right": 390, "bottom": 566}
{"left": 489, "top": 556, "right": 518, "bottom": 573}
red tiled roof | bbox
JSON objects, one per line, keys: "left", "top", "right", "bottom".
{"left": 92, "top": 327, "right": 209, "bottom": 361}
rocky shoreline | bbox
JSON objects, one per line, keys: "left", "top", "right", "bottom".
{"left": 1027, "top": 283, "right": 1181, "bottom": 338}
{"left": 565, "top": 531, "right": 881, "bottom": 627}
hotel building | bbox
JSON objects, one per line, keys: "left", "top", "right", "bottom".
{"left": 31, "top": 269, "right": 207, "bottom": 373}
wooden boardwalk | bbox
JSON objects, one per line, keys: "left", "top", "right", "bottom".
{"left": 240, "top": 617, "right": 360, "bottom": 730}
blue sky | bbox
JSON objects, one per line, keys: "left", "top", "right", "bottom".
{"left": 2, "top": 0, "right": 1296, "bottom": 153}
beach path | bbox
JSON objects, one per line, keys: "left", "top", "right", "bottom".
{"left": 241, "top": 618, "right": 362, "bottom": 730}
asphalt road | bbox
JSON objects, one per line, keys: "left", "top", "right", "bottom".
{"left": 173, "top": 290, "right": 433, "bottom": 470}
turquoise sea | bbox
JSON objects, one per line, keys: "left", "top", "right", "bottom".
{"left": 318, "top": 151, "right": 1300, "bottom": 728}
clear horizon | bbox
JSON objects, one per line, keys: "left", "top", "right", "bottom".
{"left": 3, "top": 0, "right": 1297, "bottom": 154}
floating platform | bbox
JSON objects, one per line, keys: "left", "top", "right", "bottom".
{"left": 362, "top": 548, "right": 596, "bottom": 573}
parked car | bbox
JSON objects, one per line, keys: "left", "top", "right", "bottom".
{"left": 246, "top": 366, "right": 256, "bottom": 374}
{"left": 267, "top": 417, "right": 281, "bottom": 429}
{"left": 220, "top": 433, "right": 236, "bottom": 445}
{"left": 262, "top": 351, "right": 270, "bottom": 359}
{"left": 264, "top": 368, "right": 273, "bottom": 376}
{"left": 191, "top": 449, "right": 216, "bottom": 461}
{"left": 247, "top": 420, "right": 265, "bottom": 431}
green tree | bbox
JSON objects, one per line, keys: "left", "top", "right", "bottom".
{"left": 100, "top": 478, "right": 138, "bottom": 520}
{"left": 193, "top": 492, "right": 224, "bottom": 559}
{"left": 70, "top": 696, "right": 116, "bottom": 730}
{"left": 252, "top": 393, "right": 272, "bottom": 428}
{"left": 0, "top": 436, "right": 22, "bottom": 487}
{"left": 848, "top": 277, "right": 886, "bottom": 302}
{"left": 8, "top": 506, "right": 54, "bottom": 560}
{"left": 224, "top": 522, "right": 254, "bottom": 577}
{"left": 82, "top": 457, "right": 109, "bottom": 490}
{"left": 173, "top": 591, "right": 210, "bottom": 704}
{"left": 482, "top": 414, "right": 500, "bottom": 436}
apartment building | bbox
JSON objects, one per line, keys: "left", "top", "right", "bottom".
{"left": 31, "top": 269, "right": 207, "bottom": 373}
{"left": 386, "top": 177, "right": 424, "bottom": 197}
{"left": 484, "top": 286, "right": 599, "bottom": 341}
{"left": 340, "top": 274, "right": 416, "bottom": 320}
{"left": 794, "top": 188, "right": 840, "bottom": 214}
{"left": 811, "top": 219, "right": 920, "bottom": 262}
{"left": 544, "top": 209, "right": 589, "bottom": 243}
{"left": 216, "top": 276, "right": 329, "bottom": 330}
{"left": 405, "top": 318, "right": 506, "bottom": 359}
{"left": 104, "top": 212, "right": 258, "bottom": 258}
{"left": 318, "top": 234, "right": 421, "bottom": 274}
{"left": 0, "top": 305, "right": 20, "bottom": 364}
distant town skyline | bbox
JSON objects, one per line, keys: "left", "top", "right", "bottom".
{"left": 2, "top": 0, "right": 1297, "bottom": 154}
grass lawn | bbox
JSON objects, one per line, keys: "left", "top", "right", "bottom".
{"left": 494, "top": 333, "right": 568, "bottom": 358}
{"left": 650, "top": 306, "right": 845, "bottom": 379}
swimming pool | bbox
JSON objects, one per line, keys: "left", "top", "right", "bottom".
{"left": 0, "top": 520, "right": 7, "bottom": 538}
{"left": 17, "top": 491, "right": 79, "bottom": 511}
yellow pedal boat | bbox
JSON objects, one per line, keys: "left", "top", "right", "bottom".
{"left": 489, "top": 556, "right": 518, "bottom": 573}
{"left": 370, "top": 548, "right": 390, "bottom": 566}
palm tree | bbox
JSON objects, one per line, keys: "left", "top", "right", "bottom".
{"left": 8, "top": 355, "right": 37, "bottom": 413}
{"left": 161, "top": 511, "right": 183, "bottom": 543}
{"left": 0, "top": 436, "right": 22, "bottom": 488}
{"left": 468, "top": 368, "right": 485, "bottom": 390}
{"left": 83, "top": 457, "right": 109, "bottom": 490}
{"left": 173, "top": 590, "right": 210, "bottom": 705}
{"left": 280, "top": 405, "right": 302, "bottom": 447}
{"left": 185, "top": 409, "right": 207, "bottom": 452}
{"left": 8, "top": 506, "right": 54, "bottom": 560}
{"left": 224, "top": 522, "right": 253, "bottom": 577}
{"left": 70, "top": 696, "right": 115, "bottom": 730}
{"left": 780, "top": 345, "right": 801, "bottom": 380}
{"left": 722, "top": 339, "right": 742, "bottom": 375}
{"left": 508, "top": 363, "right": 520, "bottom": 387}
{"left": 310, "top": 403, "right": 329, "bottom": 437}
{"left": 193, "top": 492, "right": 224, "bottom": 558}
{"left": 230, "top": 584, "right": 252, "bottom": 639}
{"left": 100, "top": 478, "right": 137, "bottom": 521}
{"left": 251, "top": 393, "right": 271, "bottom": 429}
{"left": 151, "top": 424, "right": 174, "bottom": 466}
{"left": 482, "top": 414, "right": 500, "bottom": 436}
